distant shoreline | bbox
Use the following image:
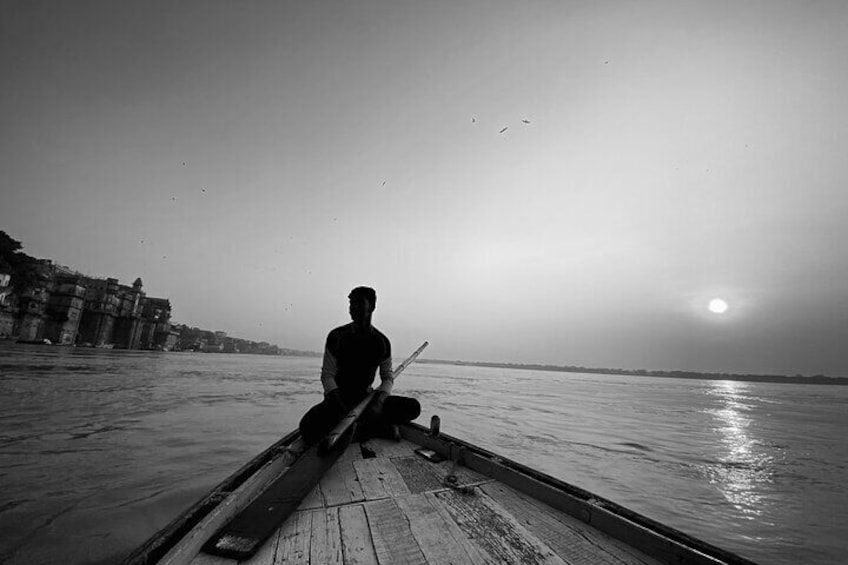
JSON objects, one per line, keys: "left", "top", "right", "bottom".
{"left": 6, "top": 340, "right": 843, "bottom": 385}
{"left": 417, "top": 358, "right": 848, "bottom": 385}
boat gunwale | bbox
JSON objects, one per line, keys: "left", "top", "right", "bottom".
{"left": 124, "top": 423, "right": 759, "bottom": 565}
{"left": 401, "top": 421, "right": 759, "bottom": 565}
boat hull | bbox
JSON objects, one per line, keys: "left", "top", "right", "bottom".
{"left": 123, "top": 423, "right": 758, "bottom": 565}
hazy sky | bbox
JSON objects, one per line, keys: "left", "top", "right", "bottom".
{"left": 2, "top": 0, "right": 847, "bottom": 376}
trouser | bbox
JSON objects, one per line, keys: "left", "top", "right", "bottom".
{"left": 299, "top": 390, "right": 421, "bottom": 445}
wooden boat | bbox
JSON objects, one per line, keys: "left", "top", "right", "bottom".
{"left": 123, "top": 419, "right": 759, "bottom": 565}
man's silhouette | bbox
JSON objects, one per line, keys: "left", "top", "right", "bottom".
{"left": 299, "top": 287, "right": 421, "bottom": 444}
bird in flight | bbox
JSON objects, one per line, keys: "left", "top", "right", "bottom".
{"left": 522, "top": 119, "right": 531, "bottom": 124}
{"left": 471, "top": 117, "right": 477, "bottom": 123}
{"left": 499, "top": 126, "right": 509, "bottom": 134}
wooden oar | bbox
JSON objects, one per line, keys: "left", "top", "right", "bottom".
{"left": 319, "top": 340, "right": 429, "bottom": 453}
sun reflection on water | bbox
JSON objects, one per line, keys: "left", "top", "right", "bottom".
{"left": 706, "top": 380, "right": 773, "bottom": 519}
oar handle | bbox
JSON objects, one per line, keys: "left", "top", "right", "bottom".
{"left": 319, "top": 341, "right": 428, "bottom": 453}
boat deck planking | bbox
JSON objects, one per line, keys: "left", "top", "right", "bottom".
{"left": 188, "top": 437, "right": 661, "bottom": 565}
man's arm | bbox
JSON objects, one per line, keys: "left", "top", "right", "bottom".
{"left": 367, "top": 357, "right": 392, "bottom": 416}
{"left": 374, "top": 334, "right": 393, "bottom": 406}
{"left": 320, "top": 346, "right": 339, "bottom": 396}
{"left": 375, "top": 356, "right": 393, "bottom": 397}
{"left": 320, "top": 332, "right": 348, "bottom": 412}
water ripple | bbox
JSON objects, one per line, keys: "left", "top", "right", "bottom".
{"left": 0, "top": 346, "right": 845, "bottom": 565}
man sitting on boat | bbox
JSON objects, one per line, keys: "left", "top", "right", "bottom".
{"left": 299, "top": 286, "right": 421, "bottom": 444}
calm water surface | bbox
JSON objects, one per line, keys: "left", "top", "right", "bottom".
{"left": 1, "top": 344, "right": 846, "bottom": 564}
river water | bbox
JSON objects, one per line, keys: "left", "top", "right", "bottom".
{"left": 0, "top": 343, "right": 845, "bottom": 564}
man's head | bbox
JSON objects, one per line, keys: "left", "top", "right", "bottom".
{"left": 348, "top": 286, "right": 376, "bottom": 323}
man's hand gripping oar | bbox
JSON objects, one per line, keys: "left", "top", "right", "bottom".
{"left": 318, "top": 341, "right": 428, "bottom": 454}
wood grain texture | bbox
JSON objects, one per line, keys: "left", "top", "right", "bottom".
{"left": 391, "top": 456, "right": 446, "bottom": 494}
{"left": 309, "top": 507, "right": 344, "bottom": 565}
{"left": 480, "top": 482, "right": 661, "bottom": 565}
{"left": 298, "top": 483, "right": 325, "bottom": 511}
{"left": 354, "top": 458, "right": 411, "bottom": 501}
{"left": 321, "top": 444, "right": 365, "bottom": 507}
{"left": 363, "top": 437, "right": 417, "bottom": 459}
{"left": 434, "top": 488, "right": 567, "bottom": 565}
{"left": 363, "top": 498, "right": 428, "bottom": 565}
{"left": 275, "top": 510, "right": 312, "bottom": 564}
{"left": 430, "top": 457, "right": 491, "bottom": 486}
{"left": 391, "top": 455, "right": 491, "bottom": 495}
{"left": 396, "top": 493, "right": 488, "bottom": 565}
{"left": 338, "top": 504, "right": 378, "bottom": 565}
{"left": 187, "top": 552, "right": 236, "bottom": 565}
{"left": 461, "top": 451, "right": 727, "bottom": 565}
{"left": 240, "top": 524, "right": 280, "bottom": 565}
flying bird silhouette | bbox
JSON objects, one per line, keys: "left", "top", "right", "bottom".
{"left": 499, "top": 127, "right": 509, "bottom": 134}
{"left": 522, "top": 119, "right": 531, "bottom": 124}
{"left": 471, "top": 117, "right": 477, "bottom": 123}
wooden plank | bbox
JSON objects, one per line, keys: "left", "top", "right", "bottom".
{"left": 396, "top": 493, "right": 488, "bottom": 565}
{"left": 391, "top": 455, "right": 491, "bottom": 495}
{"left": 298, "top": 483, "right": 325, "bottom": 511}
{"left": 309, "top": 507, "right": 343, "bottom": 565}
{"left": 432, "top": 460, "right": 490, "bottom": 488}
{"left": 354, "top": 458, "right": 411, "bottom": 501}
{"left": 391, "top": 456, "right": 445, "bottom": 494}
{"left": 320, "top": 443, "right": 364, "bottom": 507}
{"left": 275, "top": 510, "right": 312, "bottom": 564}
{"left": 401, "top": 424, "right": 746, "bottom": 565}
{"left": 363, "top": 437, "right": 418, "bottom": 458}
{"left": 339, "top": 504, "right": 378, "bottom": 565}
{"left": 460, "top": 451, "right": 727, "bottom": 565}
{"left": 188, "top": 553, "right": 235, "bottom": 565}
{"left": 434, "top": 488, "right": 567, "bottom": 565}
{"left": 364, "top": 498, "right": 428, "bottom": 565}
{"left": 241, "top": 526, "right": 280, "bottom": 565}
{"left": 480, "top": 482, "right": 661, "bottom": 565}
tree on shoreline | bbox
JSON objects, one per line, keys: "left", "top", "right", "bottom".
{"left": 0, "top": 230, "right": 45, "bottom": 295}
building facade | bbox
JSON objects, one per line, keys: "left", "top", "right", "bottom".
{"left": 43, "top": 274, "right": 86, "bottom": 345}
{"left": 2, "top": 264, "right": 174, "bottom": 349}
{"left": 0, "top": 271, "right": 13, "bottom": 338}
{"left": 138, "top": 296, "right": 177, "bottom": 350}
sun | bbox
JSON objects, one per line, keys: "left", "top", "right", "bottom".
{"left": 708, "top": 298, "right": 729, "bottom": 314}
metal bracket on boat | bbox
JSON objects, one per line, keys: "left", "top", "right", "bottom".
{"left": 443, "top": 446, "right": 474, "bottom": 495}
